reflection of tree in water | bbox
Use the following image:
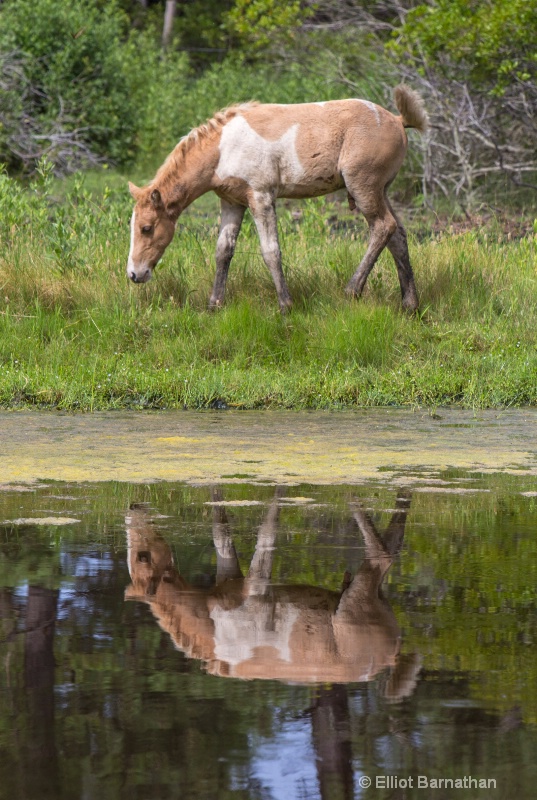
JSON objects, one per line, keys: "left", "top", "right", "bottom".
{"left": 310, "top": 683, "right": 354, "bottom": 800}
{"left": 24, "top": 585, "right": 59, "bottom": 800}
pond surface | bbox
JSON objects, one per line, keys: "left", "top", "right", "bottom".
{"left": 1, "top": 464, "right": 537, "bottom": 799}
{"left": 1, "top": 409, "right": 537, "bottom": 799}
{"left": 1, "top": 408, "right": 537, "bottom": 485}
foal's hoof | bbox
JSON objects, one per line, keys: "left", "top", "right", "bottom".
{"left": 402, "top": 297, "right": 419, "bottom": 315}
{"left": 345, "top": 283, "right": 363, "bottom": 300}
{"left": 279, "top": 300, "right": 293, "bottom": 315}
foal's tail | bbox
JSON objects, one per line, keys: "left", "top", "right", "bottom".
{"left": 394, "top": 85, "right": 429, "bottom": 133}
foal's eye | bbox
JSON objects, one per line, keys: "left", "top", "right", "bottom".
{"left": 141, "top": 225, "right": 153, "bottom": 234}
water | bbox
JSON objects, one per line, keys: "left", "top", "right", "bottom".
{"left": 1, "top": 476, "right": 536, "bottom": 799}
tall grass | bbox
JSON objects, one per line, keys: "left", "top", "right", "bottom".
{"left": 0, "top": 165, "right": 536, "bottom": 410}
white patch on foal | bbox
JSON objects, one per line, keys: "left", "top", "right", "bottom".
{"left": 127, "top": 210, "right": 136, "bottom": 273}
{"left": 127, "top": 209, "right": 153, "bottom": 282}
{"left": 357, "top": 99, "right": 381, "bottom": 126}
{"left": 209, "top": 601, "right": 299, "bottom": 667}
{"left": 216, "top": 115, "right": 305, "bottom": 190}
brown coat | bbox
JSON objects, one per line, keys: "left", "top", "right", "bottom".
{"left": 128, "top": 87, "right": 428, "bottom": 312}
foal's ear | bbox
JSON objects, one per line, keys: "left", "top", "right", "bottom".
{"left": 128, "top": 181, "right": 142, "bottom": 201}
{"left": 150, "top": 189, "right": 164, "bottom": 210}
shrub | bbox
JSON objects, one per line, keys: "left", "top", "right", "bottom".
{"left": 0, "top": 0, "right": 189, "bottom": 173}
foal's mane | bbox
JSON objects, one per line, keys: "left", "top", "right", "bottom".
{"left": 152, "top": 102, "right": 258, "bottom": 189}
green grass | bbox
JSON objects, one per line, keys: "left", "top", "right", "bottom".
{"left": 0, "top": 169, "right": 536, "bottom": 410}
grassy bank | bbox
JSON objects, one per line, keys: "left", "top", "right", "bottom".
{"left": 0, "top": 172, "right": 536, "bottom": 410}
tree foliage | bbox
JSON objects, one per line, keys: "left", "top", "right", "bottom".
{"left": 384, "top": 0, "right": 537, "bottom": 202}
{"left": 0, "top": 0, "right": 190, "bottom": 172}
{"left": 391, "top": 0, "right": 537, "bottom": 92}
{"left": 223, "top": 0, "right": 314, "bottom": 51}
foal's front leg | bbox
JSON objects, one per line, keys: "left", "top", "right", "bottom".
{"left": 209, "top": 200, "right": 246, "bottom": 310}
{"left": 249, "top": 191, "right": 292, "bottom": 313}
{"left": 211, "top": 489, "right": 243, "bottom": 584}
{"left": 245, "top": 496, "right": 280, "bottom": 596}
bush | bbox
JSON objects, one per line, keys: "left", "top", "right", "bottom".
{"left": 0, "top": 0, "right": 190, "bottom": 173}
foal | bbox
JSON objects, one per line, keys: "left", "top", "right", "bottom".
{"left": 127, "top": 85, "right": 428, "bottom": 312}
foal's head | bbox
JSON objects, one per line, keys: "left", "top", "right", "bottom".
{"left": 127, "top": 183, "right": 176, "bottom": 284}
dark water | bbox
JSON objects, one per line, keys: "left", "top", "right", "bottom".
{"left": 1, "top": 477, "right": 536, "bottom": 800}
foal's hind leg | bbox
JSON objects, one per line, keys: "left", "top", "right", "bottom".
{"left": 209, "top": 200, "right": 246, "bottom": 310}
{"left": 249, "top": 191, "right": 292, "bottom": 313}
{"left": 385, "top": 198, "right": 419, "bottom": 313}
{"left": 345, "top": 193, "right": 397, "bottom": 301}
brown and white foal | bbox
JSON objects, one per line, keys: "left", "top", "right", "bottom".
{"left": 127, "top": 85, "right": 428, "bottom": 312}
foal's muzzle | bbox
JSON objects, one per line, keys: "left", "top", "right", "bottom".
{"left": 128, "top": 267, "right": 152, "bottom": 284}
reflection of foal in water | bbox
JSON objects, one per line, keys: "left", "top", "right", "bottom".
{"left": 125, "top": 491, "right": 420, "bottom": 697}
